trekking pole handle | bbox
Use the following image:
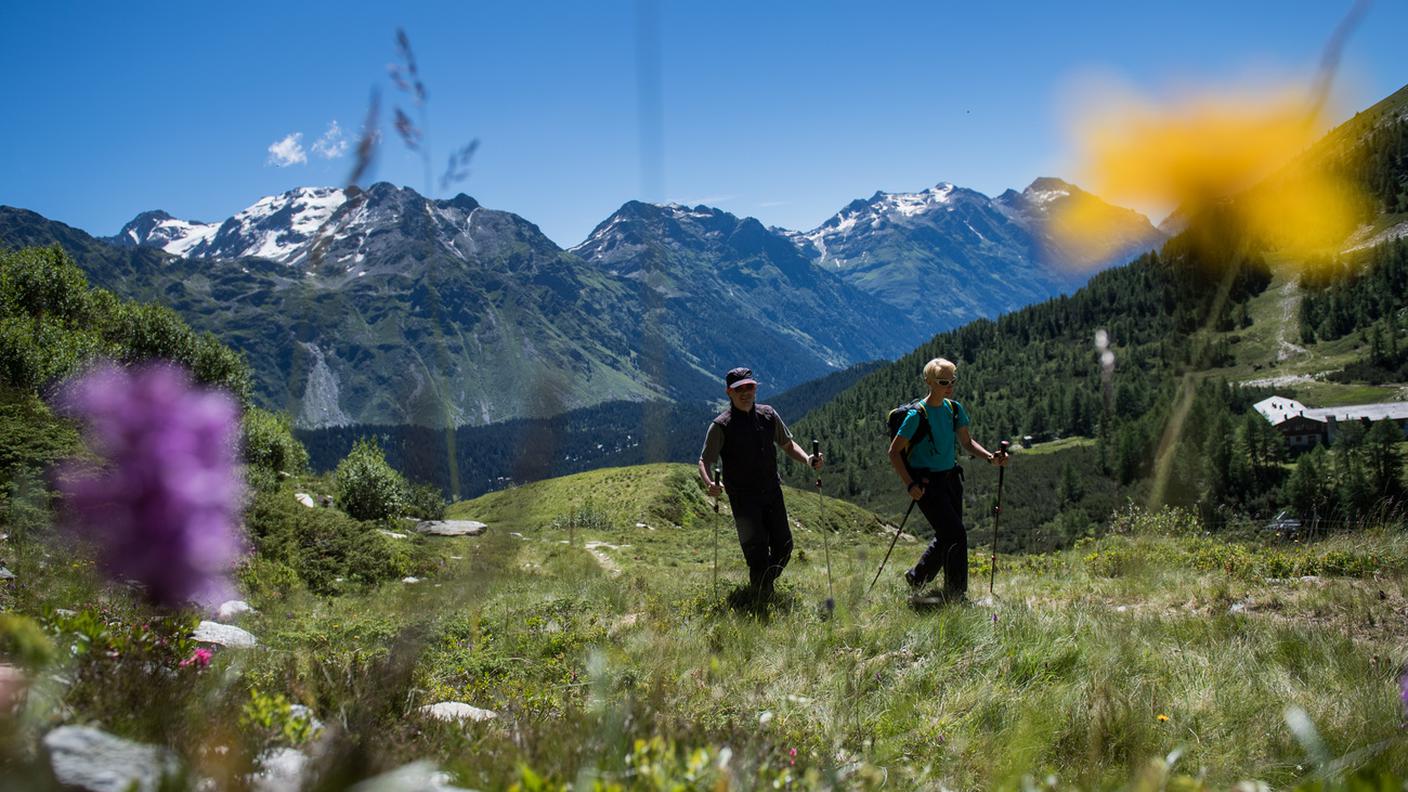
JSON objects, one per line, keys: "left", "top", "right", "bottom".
{"left": 811, "top": 439, "right": 822, "bottom": 481}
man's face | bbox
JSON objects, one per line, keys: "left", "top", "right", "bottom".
{"left": 727, "top": 382, "right": 757, "bottom": 411}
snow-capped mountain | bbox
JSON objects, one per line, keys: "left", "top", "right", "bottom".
{"left": 784, "top": 179, "right": 1162, "bottom": 331}
{"left": 108, "top": 210, "right": 219, "bottom": 257}
{"left": 570, "top": 200, "right": 930, "bottom": 380}
{"left": 994, "top": 177, "right": 1166, "bottom": 271}
{"left": 71, "top": 177, "right": 1160, "bottom": 427}
{"left": 112, "top": 187, "right": 349, "bottom": 265}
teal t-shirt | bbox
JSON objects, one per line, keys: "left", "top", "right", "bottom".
{"left": 898, "top": 398, "right": 970, "bottom": 472}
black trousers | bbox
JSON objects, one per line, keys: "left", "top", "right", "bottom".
{"left": 907, "top": 467, "right": 968, "bottom": 594}
{"left": 728, "top": 487, "right": 793, "bottom": 591}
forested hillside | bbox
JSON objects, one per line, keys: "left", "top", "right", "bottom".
{"left": 785, "top": 85, "right": 1408, "bottom": 544}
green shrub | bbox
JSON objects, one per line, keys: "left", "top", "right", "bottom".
{"left": 244, "top": 486, "right": 413, "bottom": 595}
{"left": 334, "top": 437, "right": 408, "bottom": 521}
{"left": 236, "top": 556, "right": 305, "bottom": 605}
{"left": 1108, "top": 504, "right": 1205, "bottom": 537}
{"left": 239, "top": 688, "right": 318, "bottom": 748}
{"left": 403, "top": 481, "right": 447, "bottom": 521}
{"left": 0, "top": 246, "right": 252, "bottom": 403}
{"left": 241, "top": 407, "right": 309, "bottom": 475}
{"left": 0, "top": 613, "right": 55, "bottom": 670}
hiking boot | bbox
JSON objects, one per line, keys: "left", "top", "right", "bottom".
{"left": 903, "top": 569, "right": 923, "bottom": 592}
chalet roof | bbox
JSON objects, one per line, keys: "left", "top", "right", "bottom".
{"left": 1254, "top": 394, "right": 1408, "bottom": 426}
{"left": 1253, "top": 396, "right": 1311, "bottom": 424}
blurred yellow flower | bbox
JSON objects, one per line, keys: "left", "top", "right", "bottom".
{"left": 1157, "top": 713, "right": 1170, "bottom": 723}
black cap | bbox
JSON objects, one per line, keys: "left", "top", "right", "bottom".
{"left": 725, "top": 367, "right": 758, "bottom": 390}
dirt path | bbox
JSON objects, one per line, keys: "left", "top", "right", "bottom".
{"left": 583, "top": 541, "right": 629, "bottom": 577}
{"left": 1276, "top": 277, "right": 1308, "bottom": 362}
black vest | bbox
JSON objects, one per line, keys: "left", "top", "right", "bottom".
{"left": 714, "top": 404, "right": 782, "bottom": 496}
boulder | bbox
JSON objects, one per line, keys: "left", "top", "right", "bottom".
{"left": 415, "top": 520, "right": 487, "bottom": 537}
{"left": 215, "top": 600, "right": 256, "bottom": 621}
{"left": 0, "top": 566, "right": 14, "bottom": 580}
{"left": 417, "top": 701, "right": 497, "bottom": 723}
{"left": 348, "top": 760, "right": 470, "bottom": 791}
{"left": 250, "top": 747, "right": 307, "bottom": 792}
{"left": 43, "top": 725, "right": 179, "bottom": 792}
{"left": 293, "top": 493, "right": 315, "bottom": 508}
{"left": 192, "top": 621, "right": 257, "bottom": 648}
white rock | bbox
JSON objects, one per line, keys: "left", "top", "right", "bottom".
{"left": 293, "top": 493, "right": 315, "bottom": 508}
{"left": 44, "top": 725, "right": 179, "bottom": 792}
{"left": 402, "top": 577, "right": 421, "bottom": 584}
{"left": 215, "top": 600, "right": 256, "bottom": 621}
{"left": 417, "top": 701, "right": 498, "bottom": 723}
{"left": 1229, "top": 602, "right": 1248, "bottom": 614}
{"left": 416, "top": 520, "right": 487, "bottom": 537}
{"left": 348, "top": 760, "right": 471, "bottom": 791}
{"left": 250, "top": 747, "right": 307, "bottom": 792}
{"left": 377, "top": 530, "right": 409, "bottom": 539}
{"left": 192, "top": 621, "right": 257, "bottom": 648}
{"left": 0, "top": 566, "right": 14, "bottom": 580}
{"left": 758, "top": 710, "right": 774, "bottom": 726}
{"left": 287, "top": 705, "right": 325, "bottom": 738}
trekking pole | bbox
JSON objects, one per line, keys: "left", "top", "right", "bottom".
{"left": 989, "top": 441, "right": 1011, "bottom": 596}
{"left": 813, "top": 439, "right": 833, "bottom": 610}
{"left": 712, "top": 463, "right": 721, "bottom": 601}
{"left": 867, "top": 493, "right": 920, "bottom": 595}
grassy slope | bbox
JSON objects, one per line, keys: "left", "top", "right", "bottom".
{"left": 8, "top": 464, "right": 1407, "bottom": 789}
{"left": 395, "top": 468, "right": 1408, "bottom": 787}
{"left": 1209, "top": 261, "right": 1404, "bottom": 406}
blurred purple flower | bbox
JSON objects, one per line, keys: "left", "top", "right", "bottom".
{"left": 56, "top": 363, "right": 244, "bottom": 608}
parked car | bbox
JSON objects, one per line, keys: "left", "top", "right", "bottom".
{"left": 1264, "top": 509, "right": 1302, "bottom": 539}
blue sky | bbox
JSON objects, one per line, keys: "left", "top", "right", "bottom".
{"left": 3, "top": 1, "right": 1405, "bottom": 248}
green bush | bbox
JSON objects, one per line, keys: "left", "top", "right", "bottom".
{"left": 0, "top": 613, "right": 55, "bottom": 670}
{"left": 403, "top": 481, "right": 447, "bottom": 520}
{"left": 241, "top": 407, "right": 309, "bottom": 475}
{"left": 0, "top": 246, "right": 252, "bottom": 403}
{"left": 244, "top": 486, "right": 413, "bottom": 595}
{"left": 334, "top": 437, "right": 408, "bottom": 521}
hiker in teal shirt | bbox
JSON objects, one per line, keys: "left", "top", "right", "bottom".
{"left": 887, "top": 357, "right": 1008, "bottom": 600}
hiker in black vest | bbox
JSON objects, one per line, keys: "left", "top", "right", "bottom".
{"left": 888, "top": 357, "right": 1007, "bottom": 601}
{"left": 699, "top": 367, "right": 822, "bottom": 602}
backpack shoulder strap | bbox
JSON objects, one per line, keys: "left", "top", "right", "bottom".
{"left": 944, "top": 399, "right": 959, "bottom": 434}
{"left": 912, "top": 399, "right": 931, "bottom": 445}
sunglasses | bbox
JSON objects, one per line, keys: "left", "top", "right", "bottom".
{"left": 933, "top": 378, "right": 957, "bottom": 386}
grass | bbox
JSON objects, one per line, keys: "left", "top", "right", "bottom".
{"left": 1014, "top": 436, "right": 1096, "bottom": 456}
{"left": 3, "top": 464, "right": 1406, "bottom": 790}
{"left": 1193, "top": 261, "right": 1405, "bottom": 408}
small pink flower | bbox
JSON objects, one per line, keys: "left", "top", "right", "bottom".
{"left": 788, "top": 747, "right": 797, "bottom": 767}
{"left": 180, "top": 648, "right": 213, "bottom": 669}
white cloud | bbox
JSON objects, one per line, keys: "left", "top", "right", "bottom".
{"left": 312, "top": 120, "right": 348, "bottom": 159}
{"left": 266, "top": 133, "right": 306, "bottom": 167}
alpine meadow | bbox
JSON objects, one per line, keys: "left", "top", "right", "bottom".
{"left": 3, "top": 4, "right": 1408, "bottom": 791}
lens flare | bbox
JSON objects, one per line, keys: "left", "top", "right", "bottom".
{"left": 1054, "top": 80, "right": 1368, "bottom": 263}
